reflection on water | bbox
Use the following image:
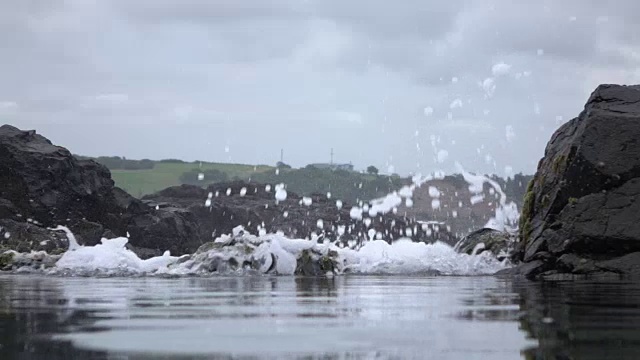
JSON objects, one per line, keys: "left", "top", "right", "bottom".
{"left": 0, "top": 275, "right": 639, "bottom": 359}
{"left": 515, "top": 280, "right": 640, "bottom": 360}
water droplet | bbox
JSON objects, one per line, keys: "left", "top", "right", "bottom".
{"left": 275, "top": 184, "right": 287, "bottom": 202}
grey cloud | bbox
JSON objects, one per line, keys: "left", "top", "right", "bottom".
{"left": 111, "top": 0, "right": 311, "bottom": 23}
{"left": 1, "top": 0, "right": 640, "bottom": 176}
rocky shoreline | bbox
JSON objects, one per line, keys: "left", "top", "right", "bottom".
{"left": 0, "top": 124, "right": 472, "bottom": 274}
{"left": 3, "top": 84, "right": 640, "bottom": 279}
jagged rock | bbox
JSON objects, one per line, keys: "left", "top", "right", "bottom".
{"left": 514, "top": 84, "right": 640, "bottom": 279}
{"left": 143, "top": 182, "right": 459, "bottom": 248}
{"left": 454, "top": 228, "right": 515, "bottom": 260}
{"left": 0, "top": 125, "right": 217, "bottom": 257}
{"left": 295, "top": 249, "right": 338, "bottom": 276}
{"left": 0, "top": 219, "right": 69, "bottom": 254}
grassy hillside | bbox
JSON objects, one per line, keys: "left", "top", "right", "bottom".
{"left": 111, "top": 162, "right": 274, "bottom": 197}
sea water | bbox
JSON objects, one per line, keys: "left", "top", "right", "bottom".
{"left": 2, "top": 275, "right": 640, "bottom": 359}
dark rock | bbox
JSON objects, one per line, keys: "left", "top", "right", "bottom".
{"left": 595, "top": 252, "right": 640, "bottom": 276}
{"left": 556, "top": 254, "right": 598, "bottom": 274}
{"left": 143, "top": 181, "right": 460, "bottom": 249}
{"left": 295, "top": 249, "right": 338, "bottom": 276}
{"left": 0, "top": 125, "right": 217, "bottom": 256}
{"left": 0, "top": 219, "right": 69, "bottom": 254}
{"left": 516, "top": 84, "right": 640, "bottom": 278}
{"left": 454, "top": 228, "right": 514, "bottom": 259}
{"left": 495, "top": 260, "right": 548, "bottom": 279}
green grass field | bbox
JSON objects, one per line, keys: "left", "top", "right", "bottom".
{"left": 111, "top": 162, "right": 275, "bottom": 197}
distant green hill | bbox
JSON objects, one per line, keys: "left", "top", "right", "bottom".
{"left": 79, "top": 155, "right": 531, "bottom": 206}
{"left": 76, "top": 156, "right": 275, "bottom": 197}
{"left": 78, "top": 155, "right": 408, "bottom": 203}
{"left": 112, "top": 162, "right": 275, "bottom": 197}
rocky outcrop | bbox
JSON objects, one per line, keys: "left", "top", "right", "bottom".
{"left": 454, "top": 228, "right": 514, "bottom": 261}
{"left": 511, "top": 84, "right": 640, "bottom": 279}
{"left": 142, "top": 181, "right": 459, "bottom": 249}
{"left": 0, "top": 125, "right": 212, "bottom": 256}
{"left": 1, "top": 125, "right": 458, "bottom": 261}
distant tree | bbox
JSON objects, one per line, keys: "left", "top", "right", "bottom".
{"left": 276, "top": 161, "right": 292, "bottom": 169}
{"left": 366, "top": 165, "right": 379, "bottom": 175}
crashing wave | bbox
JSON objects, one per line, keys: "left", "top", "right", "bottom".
{"left": 1, "top": 225, "right": 510, "bottom": 277}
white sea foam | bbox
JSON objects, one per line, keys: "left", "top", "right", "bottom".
{"left": 54, "top": 237, "right": 177, "bottom": 274}
{"left": 43, "top": 226, "right": 507, "bottom": 277}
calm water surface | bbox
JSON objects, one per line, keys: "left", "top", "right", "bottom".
{"left": 1, "top": 274, "right": 640, "bottom": 359}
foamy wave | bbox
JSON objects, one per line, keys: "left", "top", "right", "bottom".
{"left": 47, "top": 226, "right": 508, "bottom": 277}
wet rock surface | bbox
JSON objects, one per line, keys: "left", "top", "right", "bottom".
{"left": 454, "top": 228, "right": 515, "bottom": 261}
{"left": 143, "top": 182, "right": 459, "bottom": 251}
{"left": 513, "top": 84, "right": 640, "bottom": 279}
{"left": 0, "top": 125, "right": 205, "bottom": 257}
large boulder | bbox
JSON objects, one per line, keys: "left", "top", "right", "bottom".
{"left": 512, "top": 84, "right": 640, "bottom": 279}
{"left": 0, "top": 125, "right": 206, "bottom": 256}
{"left": 454, "top": 228, "right": 514, "bottom": 261}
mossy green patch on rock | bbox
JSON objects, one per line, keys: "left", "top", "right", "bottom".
{"left": 552, "top": 154, "right": 567, "bottom": 174}
{"left": 295, "top": 249, "right": 336, "bottom": 276}
{"left": 319, "top": 256, "right": 334, "bottom": 272}
{"left": 526, "top": 178, "right": 535, "bottom": 193}
{"left": 0, "top": 252, "right": 14, "bottom": 269}
{"left": 519, "top": 179, "right": 536, "bottom": 245}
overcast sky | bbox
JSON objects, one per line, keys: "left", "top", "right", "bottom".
{"left": 1, "top": 1, "right": 639, "bottom": 176}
